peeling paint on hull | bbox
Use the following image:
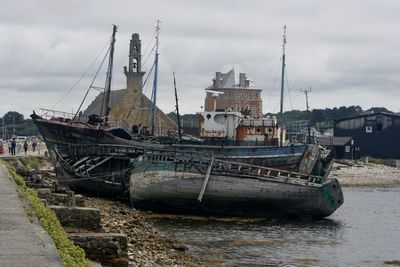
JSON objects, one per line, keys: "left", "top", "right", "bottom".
{"left": 130, "top": 161, "right": 343, "bottom": 219}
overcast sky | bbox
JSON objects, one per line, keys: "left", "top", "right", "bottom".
{"left": 1, "top": 0, "right": 400, "bottom": 119}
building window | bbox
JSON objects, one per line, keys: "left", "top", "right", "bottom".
{"left": 377, "top": 123, "right": 383, "bottom": 131}
{"left": 345, "top": 146, "right": 350, "bottom": 153}
{"left": 366, "top": 126, "right": 372, "bottom": 133}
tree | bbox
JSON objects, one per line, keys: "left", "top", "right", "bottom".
{"left": 3, "top": 111, "right": 24, "bottom": 125}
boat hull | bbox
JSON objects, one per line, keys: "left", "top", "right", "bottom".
{"left": 129, "top": 161, "right": 343, "bottom": 219}
{"left": 33, "top": 117, "right": 133, "bottom": 149}
{"left": 52, "top": 157, "right": 129, "bottom": 198}
{"left": 33, "top": 115, "right": 318, "bottom": 174}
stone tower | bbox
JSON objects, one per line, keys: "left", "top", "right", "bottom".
{"left": 108, "top": 33, "right": 176, "bottom": 133}
{"left": 123, "top": 33, "right": 145, "bottom": 93}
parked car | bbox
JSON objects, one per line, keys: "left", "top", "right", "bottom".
{"left": 16, "top": 136, "right": 28, "bottom": 143}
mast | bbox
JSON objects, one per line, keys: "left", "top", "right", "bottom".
{"left": 279, "top": 25, "right": 287, "bottom": 146}
{"left": 100, "top": 24, "right": 117, "bottom": 122}
{"left": 302, "top": 87, "right": 312, "bottom": 143}
{"left": 173, "top": 72, "right": 182, "bottom": 140}
{"left": 151, "top": 20, "right": 161, "bottom": 136}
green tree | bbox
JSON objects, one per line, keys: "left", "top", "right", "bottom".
{"left": 3, "top": 111, "right": 24, "bottom": 124}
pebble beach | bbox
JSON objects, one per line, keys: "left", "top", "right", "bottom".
{"left": 331, "top": 161, "right": 400, "bottom": 187}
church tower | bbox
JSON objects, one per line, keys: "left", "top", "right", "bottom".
{"left": 107, "top": 32, "right": 176, "bottom": 133}
{"left": 123, "top": 33, "right": 145, "bottom": 93}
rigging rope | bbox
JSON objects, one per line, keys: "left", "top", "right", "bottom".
{"left": 50, "top": 40, "right": 110, "bottom": 111}
{"left": 142, "top": 43, "right": 157, "bottom": 68}
{"left": 141, "top": 31, "right": 157, "bottom": 68}
{"left": 285, "top": 66, "right": 295, "bottom": 110}
{"left": 74, "top": 45, "right": 111, "bottom": 118}
{"left": 265, "top": 57, "right": 282, "bottom": 113}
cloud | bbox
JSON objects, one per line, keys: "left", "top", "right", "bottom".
{"left": 1, "top": 0, "right": 400, "bottom": 118}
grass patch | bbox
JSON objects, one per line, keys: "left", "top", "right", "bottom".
{"left": 1, "top": 161, "right": 90, "bottom": 267}
{"left": 19, "top": 156, "right": 43, "bottom": 170}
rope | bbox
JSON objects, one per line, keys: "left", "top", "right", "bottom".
{"left": 51, "top": 40, "right": 110, "bottom": 110}
{"left": 74, "top": 45, "right": 111, "bottom": 118}
{"left": 265, "top": 57, "right": 282, "bottom": 113}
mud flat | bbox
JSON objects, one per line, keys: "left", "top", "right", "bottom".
{"left": 331, "top": 161, "right": 400, "bottom": 187}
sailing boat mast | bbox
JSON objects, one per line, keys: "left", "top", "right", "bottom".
{"left": 101, "top": 24, "right": 117, "bottom": 122}
{"left": 302, "top": 87, "right": 312, "bottom": 143}
{"left": 173, "top": 72, "right": 182, "bottom": 140}
{"left": 151, "top": 20, "right": 161, "bottom": 135}
{"left": 279, "top": 25, "right": 287, "bottom": 146}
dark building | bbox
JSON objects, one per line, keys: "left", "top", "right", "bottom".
{"left": 334, "top": 112, "right": 400, "bottom": 159}
{"left": 315, "top": 136, "right": 360, "bottom": 160}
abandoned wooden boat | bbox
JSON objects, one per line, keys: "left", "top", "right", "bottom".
{"left": 33, "top": 106, "right": 328, "bottom": 176}
{"left": 52, "top": 143, "right": 342, "bottom": 218}
{"left": 129, "top": 150, "right": 343, "bottom": 218}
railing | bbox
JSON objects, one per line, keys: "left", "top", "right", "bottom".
{"left": 55, "top": 143, "right": 327, "bottom": 185}
{"left": 140, "top": 150, "right": 326, "bottom": 185}
{"left": 40, "top": 108, "right": 82, "bottom": 120}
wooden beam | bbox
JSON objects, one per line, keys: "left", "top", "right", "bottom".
{"left": 198, "top": 156, "right": 215, "bottom": 202}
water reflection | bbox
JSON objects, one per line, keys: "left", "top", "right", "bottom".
{"left": 147, "top": 215, "right": 344, "bottom": 266}
{"left": 146, "top": 188, "right": 400, "bottom": 267}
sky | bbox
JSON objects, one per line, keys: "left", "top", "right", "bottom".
{"left": 1, "top": 0, "right": 400, "bottom": 119}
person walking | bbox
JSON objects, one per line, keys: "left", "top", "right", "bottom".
{"left": 23, "top": 140, "right": 28, "bottom": 155}
{"left": 8, "top": 140, "right": 12, "bottom": 154}
{"left": 11, "top": 138, "right": 16, "bottom": 155}
{"left": 32, "top": 139, "right": 37, "bottom": 153}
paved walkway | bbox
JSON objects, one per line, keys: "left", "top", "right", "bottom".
{"left": 0, "top": 164, "right": 64, "bottom": 267}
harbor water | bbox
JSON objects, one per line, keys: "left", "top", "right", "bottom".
{"left": 147, "top": 187, "right": 400, "bottom": 266}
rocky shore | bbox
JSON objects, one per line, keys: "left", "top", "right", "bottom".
{"left": 7, "top": 157, "right": 208, "bottom": 266}
{"left": 84, "top": 197, "right": 206, "bottom": 266}
{"left": 10, "top": 156, "right": 400, "bottom": 266}
{"left": 331, "top": 161, "right": 400, "bottom": 187}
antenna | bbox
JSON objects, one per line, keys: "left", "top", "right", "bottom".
{"left": 301, "top": 87, "right": 312, "bottom": 143}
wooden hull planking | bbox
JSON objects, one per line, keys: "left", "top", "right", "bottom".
{"left": 130, "top": 161, "right": 343, "bottom": 218}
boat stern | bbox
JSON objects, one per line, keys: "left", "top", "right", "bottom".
{"left": 318, "top": 178, "right": 344, "bottom": 218}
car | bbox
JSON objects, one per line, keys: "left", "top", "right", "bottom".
{"left": 16, "top": 136, "right": 28, "bottom": 143}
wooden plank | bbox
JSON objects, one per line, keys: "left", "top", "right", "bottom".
{"left": 86, "top": 156, "right": 113, "bottom": 172}
{"left": 197, "top": 156, "right": 215, "bottom": 202}
{"left": 71, "top": 156, "right": 90, "bottom": 167}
